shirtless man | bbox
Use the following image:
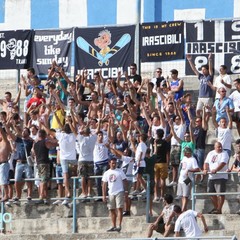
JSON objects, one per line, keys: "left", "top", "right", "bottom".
{"left": 0, "top": 84, "right": 21, "bottom": 119}
{"left": 79, "top": 91, "right": 103, "bottom": 119}
{"left": 0, "top": 125, "right": 11, "bottom": 202}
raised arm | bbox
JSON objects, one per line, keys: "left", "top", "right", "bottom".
{"left": 208, "top": 53, "right": 213, "bottom": 76}
{"left": 186, "top": 54, "right": 199, "bottom": 76}
{"left": 12, "top": 84, "right": 22, "bottom": 105}
{"left": 211, "top": 106, "right": 218, "bottom": 129}
{"left": 169, "top": 120, "right": 181, "bottom": 144}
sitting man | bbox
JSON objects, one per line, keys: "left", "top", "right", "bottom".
{"left": 147, "top": 194, "right": 176, "bottom": 237}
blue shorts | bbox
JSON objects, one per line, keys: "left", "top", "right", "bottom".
{"left": 15, "top": 162, "right": 33, "bottom": 182}
{"left": 56, "top": 165, "right": 63, "bottom": 184}
{"left": 60, "top": 159, "right": 78, "bottom": 174}
{"left": 0, "top": 162, "right": 10, "bottom": 185}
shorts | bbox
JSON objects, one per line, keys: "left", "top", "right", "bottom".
{"left": 208, "top": 179, "right": 227, "bottom": 193}
{"left": 156, "top": 218, "right": 165, "bottom": 234}
{"left": 108, "top": 191, "right": 124, "bottom": 210}
{"left": 196, "top": 97, "right": 213, "bottom": 112}
{"left": 0, "top": 162, "right": 10, "bottom": 185}
{"left": 137, "top": 166, "right": 145, "bottom": 175}
{"left": 177, "top": 182, "right": 191, "bottom": 197}
{"left": 232, "top": 112, "right": 240, "bottom": 122}
{"left": 154, "top": 163, "right": 168, "bottom": 180}
{"left": 15, "top": 162, "right": 33, "bottom": 182}
{"left": 78, "top": 161, "right": 94, "bottom": 178}
{"left": 55, "top": 164, "right": 63, "bottom": 184}
{"left": 170, "top": 146, "right": 181, "bottom": 166}
{"left": 38, "top": 163, "right": 50, "bottom": 183}
{"left": 61, "top": 159, "right": 78, "bottom": 175}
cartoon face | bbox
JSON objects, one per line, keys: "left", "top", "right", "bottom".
{"left": 94, "top": 30, "right": 111, "bottom": 49}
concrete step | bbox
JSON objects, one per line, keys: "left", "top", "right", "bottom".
{"left": 2, "top": 214, "right": 240, "bottom": 239}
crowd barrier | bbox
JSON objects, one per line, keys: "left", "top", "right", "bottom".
{"left": 0, "top": 172, "right": 239, "bottom": 240}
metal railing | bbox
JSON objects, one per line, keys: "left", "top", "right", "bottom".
{"left": 192, "top": 171, "right": 240, "bottom": 211}
{"left": 0, "top": 174, "right": 151, "bottom": 234}
{"left": 71, "top": 174, "right": 151, "bottom": 233}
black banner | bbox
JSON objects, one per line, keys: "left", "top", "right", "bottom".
{"left": 186, "top": 20, "right": 240, "bottom": 75}
{"left": 74, "top": 25, "right": 135, "bottom": 79}
{"left": 0, "top": 30, "right": 32, "bottom": 69}
{"left": 32, "top": 29, "right": 73, "bottom": 76}
{"left": 140, "top": 21, "right": 184, "bottom": 62}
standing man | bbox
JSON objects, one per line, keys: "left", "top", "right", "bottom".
{"left": 203, "top": 141, "right": 229, "bottom": 214}
{"left": 173, "top": 205, "right": 208, "bottom": 238}
{"left": 186, "top": 53, "right": 214, "bottom": 121}
{"left": 229, "top": 78, "right": 240, "bottom": 135}
{"left": 77, "top": 126, "right": 97, "bottom": 198}
{"left": 0, "top": 125, "right": 11, "bottom": 202}
{"left": 33, "top": 129, "right": 58, "bottom": 204}
{"left": 102, "top": 158, "right": 127, "bottom": 233}
{"left": 10, "top": 127, "right": 34, "bottom": 204}
{"left": 177, "top": 147, "right": 200, "bottom": 212}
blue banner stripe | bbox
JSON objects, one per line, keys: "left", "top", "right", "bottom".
{"left": 87, "top": 0, "right": 117, "bottom": 26}
{"left": 31, "top": 0, "right": 59, "bottom": 29}
{"left": 161, "top": 0, "right": 234, "bottom": 21}
{"left": 0, "top": 0, "right": 5, "bottom": 23}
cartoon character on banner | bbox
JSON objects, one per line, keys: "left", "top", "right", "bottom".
{"left": 6, "top": 38, "right": 17, "bottom": 60}
{"left": 76, "top": 29, "right": 131, "bottom": 67}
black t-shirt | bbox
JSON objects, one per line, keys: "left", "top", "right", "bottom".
{"left": 129, "top": 74, "right": 142, "bottom": 84}
{"left": 193, "top": 127, "right": 207, "bottom": 149}
{"left": 156, "top": 77, "right": 165, "bottom": 88}
{"left": 154, "top": 138, "right": 168, "bottom": 163}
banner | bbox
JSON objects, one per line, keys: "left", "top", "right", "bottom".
{"left": 185, "top": 20, "right": 240, "bottom": 75}
{"left": 32, "top": 29, "right": 73, "bottom": 75}
{"left": 74, "top": 25, "right": 135, "bottom": 79}
{"left": 0, "top": 30, "right": 32, "bottom": 69}
{"left": 140, "top": 21, "right": 184, "bottom": 62}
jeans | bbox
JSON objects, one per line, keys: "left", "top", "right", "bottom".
{"left": 94, "top": 161, "right": 109, "bottom": 196}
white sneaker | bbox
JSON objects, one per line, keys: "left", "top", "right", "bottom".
{"left": 5, "top": 201, "right": 11, "bottom": 206}
{"left": 52, "top": 199, "right": 62, "bottom": 205}
{"left": 62, "top": 199, "right": 69, "bottom": 205}
{"left": 153, "top": 197, "right": 160, "bottom": 203}
{"left": 167, "top": 181, "right": 177, "bottom": 187}
{"left": 130, "top": 190, "right": 140, "bottom": 196}
{"left": 140, "top": 189, "right": 146, "bottom": 195}
{"left": 79, "top": 193, "right": 87, "bottom": 198}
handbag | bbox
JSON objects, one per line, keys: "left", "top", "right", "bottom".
{"left": 183, "top": 176, "right": 192, "bottom": 185}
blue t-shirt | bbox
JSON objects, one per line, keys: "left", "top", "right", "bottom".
{"left": 198, "top": 73, "right": 213, "bottom": 98}
{"left": 213, "top": 97, "right": 234, "bottom": 122}
{"left": 170, "top": 79, "right": 184, "bottom": 100}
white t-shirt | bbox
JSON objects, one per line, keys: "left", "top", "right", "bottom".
{"left": 229, "top": 90, "right": 240, "bottom": 112}
{"left": 151, "top": 124, "right": 166, "bottom": 139}
{"left": 121, "top": 155, "right": 134, "bottom": 181}
{"left": 214, "top": 74, "right": 232, "bottom": 98}
{"left": 93, "top": 142, "right": 109, "bottom": 163}
{"left": 178, "top": 156, "right": 199, "bottom": 184}
{"left": 135, "top": 142, "right": 147, "bottom": 167}
{"left": 174, "top": 210, "right": 202, "bottom": 237}
{"left": 76, "top": 134, "right": 97, "bottom": 162}
{"left": 205, "top": 150, "right": 229, "bottom": 179}
{"left": 56, "top": 132, "right": 77, "bottom": 160}
{"left": 171, "top": 123, "right": 186, "bottom": 146}
{"left": 102, "top": 168, "right": 126, "bottom": 195}
{"left": 217, "top": 127, "right": 232, "bottom": 150}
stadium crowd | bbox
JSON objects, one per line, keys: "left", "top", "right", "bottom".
{"left": 0, "top": 56, "right": 240, "bottom": 235}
